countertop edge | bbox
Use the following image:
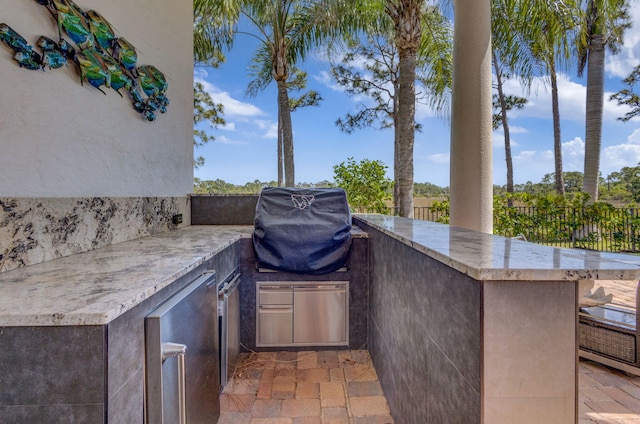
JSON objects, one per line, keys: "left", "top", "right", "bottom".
{"left": 354, "top": 215, "right": 640, "bottom": 282}
{"left": 0, "top": 226, "right": 252, "bottom": 327}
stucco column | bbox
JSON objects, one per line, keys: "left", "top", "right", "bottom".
{"left": 449, "top": 0, "right": 493, "bottom": 233}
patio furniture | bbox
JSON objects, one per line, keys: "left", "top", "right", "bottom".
{"left": 579, "top": 281, "right": 640, "bottom": 374}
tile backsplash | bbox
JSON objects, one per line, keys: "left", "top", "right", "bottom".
{"left": 0, "top": 197, "right": 189, "bottom": 273}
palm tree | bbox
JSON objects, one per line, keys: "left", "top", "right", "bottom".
{"left": 524, "top": 0, "right": 580, "bottom": 196}
{"left": 385, "top": 0, "right": 422, "bottom": 218}
{"left": 329, "top": 12, "right": 451, "bottom": 214}
{"left": 578, "top": 0, "right": 631, "bottom": 202}
{"left": 246, "top": 45, "right": 322, "bottom": 186}
{"left": 491, "top": 0, "right": 537, "bottom": 200}
{"left": 194, "top": 0, "right": 235, "bottom": 66}
{"left": 346, "top": 1, "right": 450, "bottom": 218}
{"left": 197, "top": 0, "right": 352, "bottom": 187}
{"left": 193, "top": 0, "right": 228, "bottom": 169}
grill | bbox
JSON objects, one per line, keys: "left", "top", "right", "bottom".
{"left": 252, "top": 187, "right": 352, "bottom": 275}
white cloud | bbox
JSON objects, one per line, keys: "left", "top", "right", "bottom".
{"left": 514, "top": 150, "right": 539, "bottom": 162}
{"left": 255, "top": 120, "right": 278, "bottom": 139}
{"left": 215, "top": 135, "right": 248, "bottom": 145}
{"left": 314, "top": 70, "right": 347, "bottom": 93}
{"left": 220, "top": 122, "right": 236, "bottom": 131}
{"left": 428, "top": 153, "right": 450, "bottom": 164}
{"left": 492, "top": 134, "right": 506, "bottom": 149}
{"left": 605, "top": 2, "right": 640, "bottom": 79}
{"left": 194, "top": 77, "right": 266, "bottom": 118}
{"left": 507, "top": 126, "right": 528, "bottom": 134}
{"left": 503, "top": 74, "right": 633, "bottom": 124}
{"left": 503, "top": 74, "right": 586, "bottom": 122}
{"left": 562, "top": 137, "right": 585, "bottom": 171}
{"left": 602, "top": 128, "right": 640, "bottom": 172}
{"left": 493, "top": 125, "right": 529, "bottom": 150}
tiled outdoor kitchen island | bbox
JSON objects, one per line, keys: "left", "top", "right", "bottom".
{"left": 354, "top": 214, "right": 640, "bottom": 423}
{"left": 2, "top": 214, "right": 640, "bottom": 422}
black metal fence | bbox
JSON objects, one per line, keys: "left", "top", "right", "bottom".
{"left": 406, "top": 206, "right": 640, "bottom": 254}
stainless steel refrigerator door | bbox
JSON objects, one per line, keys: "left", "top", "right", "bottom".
{"left": 220, "top": 273, "right": 241, "bottom": 387}
{"left": 293, "top": 283, "right": 348, "bottom": 345}
{"left": 145, "top": 272, "right": 220, "bottom": 424}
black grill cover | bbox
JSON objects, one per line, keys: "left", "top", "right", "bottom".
{"left": 253, "top": 187, "right": 352, "bottom": 274}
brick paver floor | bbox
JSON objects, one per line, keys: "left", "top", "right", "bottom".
{"left": 580, "top": 358, "right": 640, "bottom": 423}
{"left": 220, "top": 280, "right": 640, "bottom": 423}
{"left": 217, "top": 350, "right": 393, "bottom": 424}
{"left": 218, "top": 351, "right": 640, "bottom": 423}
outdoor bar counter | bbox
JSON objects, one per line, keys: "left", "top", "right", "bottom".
{"left": 354, "top": 214, "right": 640, "bottom": 424}
{"left": 3, "top": 214, "right": 640, "bottom": 422}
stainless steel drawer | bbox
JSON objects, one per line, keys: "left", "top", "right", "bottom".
{"left": 256, "top": 281, "right": 348, "bottom": 347}
{"left": 257, "top": 305, "right": 293, "bottom": 345}
{"left": 258, "top": 284, "right": 293, "bottom": 305}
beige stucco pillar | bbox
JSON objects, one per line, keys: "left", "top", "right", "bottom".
{"left": 449, "top": 0, "right": 493, "bottom": 233}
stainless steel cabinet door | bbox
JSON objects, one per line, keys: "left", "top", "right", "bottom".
{"left": 293, "top": 283, "right": 348, "bottom": 345}
{"left": 257, "top": 305, "right": 294, "bottom": 345}
{"left": 145, "top": 273, "right": 220, "bottom": 424}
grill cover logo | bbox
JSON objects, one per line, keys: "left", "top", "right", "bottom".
{"left": 291, "top": 194, "right": 315, "bottom": 210}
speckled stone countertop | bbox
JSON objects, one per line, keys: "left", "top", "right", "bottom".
{"left": 0, "top": 226, "right": 253, "bottom": 327}
{"left": 0, "top": 225, "right": 368, "bottom": 327}
{"left": 355, "top": 215, "right": 640, "bottom": 282}
{"left": 5, "top": 216, "right": 640, "bottom": 328}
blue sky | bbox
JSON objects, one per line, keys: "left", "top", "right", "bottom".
{"left": 194, "top": 4, "right": 640, "bottom": 188}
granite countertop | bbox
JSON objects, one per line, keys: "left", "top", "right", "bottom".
{"left": 0, "top": 225, "right": 253, "bottom": 327}
{"left": 0, "top": 225, "right": 368, "bottom": 327}
{"left": 355, "top": 215, "right": 640, "bottom": 282}
{"left": 6, "top": 215, "right": 640, "bottom": 328}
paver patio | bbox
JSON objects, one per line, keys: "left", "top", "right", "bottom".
{"left": 219, "top": 281, "right": 640, "bottom": 423}
{"left": 218, "top": 350, "right": 393, "bottom": 424}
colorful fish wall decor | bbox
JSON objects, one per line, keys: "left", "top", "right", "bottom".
{"left": 0, "top": 0, "right": 169, "bottom": 121}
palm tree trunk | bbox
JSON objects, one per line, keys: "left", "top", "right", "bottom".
{"left": 397, "top": 49, "right": 416, "bottom": 218}
{"left": 583, "top": 33, "right": 605, "bottom": 203}
{"left": 393, "top": 86, "right": 400, "bottom": 215}
{"left": 277, "top": 78, "right": 295, "bottom": 187}
{"left": 493, "top": 56, "right": 514, "bottom": 202}
{"left": 550, "top": 59, "right": 565, "bottom": 195}
{"left": 278, "top": 114, "right": 283, "bottom": 187}
{"left": 389, "top": 0, "right": 421, "bottom": 219}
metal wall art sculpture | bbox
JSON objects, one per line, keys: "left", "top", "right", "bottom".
{"left": 0, "top": 0, "right": 169, "bottom": 121}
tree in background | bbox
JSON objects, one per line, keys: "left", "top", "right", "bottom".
{"left": 386, "top": 1, "right": 453, "bottom": 218}
{"left": 193, "top": 0, "right": 227, "bottom": 169}
{"left": 540, "top": 171, "right": 585, "bottom": 194}
{"left": 333, "top": 157, "right": 393, "bottom": 213}
{"left": 194, "top": 178, "right": 278, "bottom": 194}
{"left": 491, "top": 0, "right": 537, "bottom": 201}
{"left": 607, "top": 165, "right": 640, "bottom": 203}
{"left": 247, "top": 54, "right": 322, "bottom": 186}
{"left": 578, "top": 0, "right": 631, "bottom": 203}
{"left": 194, "top": 83, "right": 225, "bottom": 168}
{"left": 194, "top": 0, "right": 234, "bottom": 67}
{"left": 610, "top": 64, "right": 640, "bottom": 122}
{"left": 331, "top": 36, "right": 401, "bottom": 135}
{"left": 492, "top": 93, "right": 527, "bottom": 200}
{"left": 525, "top": 0, "right": 581, "bottom": 196}
{"left": 198, "top": 0, "right": 358, "bottom": 187}
{"left": 330, "top": 3, "right": 452, "bottom": 218}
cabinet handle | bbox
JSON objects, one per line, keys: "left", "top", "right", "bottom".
{"left": 162, "top": 342, "right": 187, "bottom": 424}
{"left": 259, "top": 305, "right": 293, "bottom": 311}
{"left": 260, "top": 285, "right": 293, "bottom": 290}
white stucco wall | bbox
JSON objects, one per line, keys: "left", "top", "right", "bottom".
{"left": 0, "top": 0, "right": 193, "bottom": 197}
